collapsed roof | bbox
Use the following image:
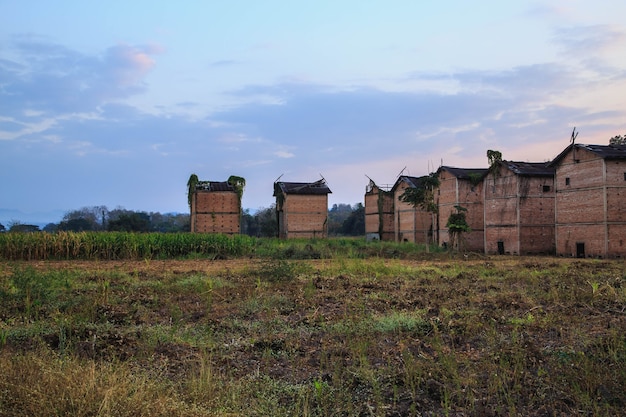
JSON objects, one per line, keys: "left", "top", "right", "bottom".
{"left": 274, "top": 179, "right": 332, "bottom": 196}
{"left": 195, "top": 181, "right": 235, "bottom": 192}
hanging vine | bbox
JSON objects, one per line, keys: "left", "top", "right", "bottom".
{"left": 468, "top": 172, "right": 483, "bottom": 187}
{"left": 227, "top": 175, "right": 246, "bottom": 209}
{"left": 487, "top": 149, "right": 502, "bottom": 185}
{"left": 187, "top": 174, "right": 199, "bottom": 210}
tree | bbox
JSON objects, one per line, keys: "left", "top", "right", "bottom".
{"left": 61, "top": 206, "right": 108, "bottom": 231}
{"left": 107, "top": 212, "right": 152, "bottom": 232}
{"left": 43, "top": 223, "right": 58, "bottom": 233}
{"left": 256, "top": 206, "right": 278, "bottom": 237}
{"left": 339, "top": 203, "right": 365, "bottom": 236}
{"left": 609, "top": 135, "right": 626, "bottom": 145}
{"left": 241, "top": 205, "right": 278, "bottom": 237}
{"left": 0, "top": 223, "right": 5, "bottom": 233}
{"left": 328, "top": 203, "right": 353, "bottom": 235}
{"left": 398, "top": 172, "right": 440, "bottom": 213}
{"left": 241, "top": 209, "right": 259, "bottom": 236}
{"left": 58, "top": 217, "right": 95, "bottom": 232}
{"left": 9, "top": 223, "right": 40, "bottom": 233}
{"left": 150, "top": 212, "right": 190, "bottom": 232}
{"left": 446, "top": 205, "right": 471, "bottom": 251}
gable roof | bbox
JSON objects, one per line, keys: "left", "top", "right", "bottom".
{"left": 438, "top": 166, "right": 489, "bottom": 180}
{"left": 274, "top": 179, "right": 332, "bottom": 196}
{"left": 195, "top": 181, "right": 235, "bottom": 192}
{"left": 550, "top": 143, "right": 626, "bottom": 166}
{"left": 499, "top": 161, "right": 554, "bottom": 177}
{"left": 391, "top": 175, "right": 425, "bottom": 193}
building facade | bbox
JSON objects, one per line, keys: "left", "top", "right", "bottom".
{"left": 364, "top": 179, "right": 395, "bottom": 241}
{"left": 392, "top": 176, "right": 434, "bottom": 244}
{"left": 551, "top": 143, "right": 626, "bottom": 258}
{"left": 190, "top": 180, "right": 241, "bottom": 234}
{"left": 484, "top": 161, "right": 555, "bottom": 255}
{"left": 274, "top": 179, "right": 332, "bottom": 238}
{"left": 436, "top": 166, "right": 488, "bottom": 251}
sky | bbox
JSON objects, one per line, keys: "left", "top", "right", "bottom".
{"left": 2, "top": 1, "right": 626, "bottom": 223}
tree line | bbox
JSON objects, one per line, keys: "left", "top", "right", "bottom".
{"left": 241, "top": 203, "right": 364, "bottom": 237}
{"left": 1, "top": 203, "right": 365, "bottom": 237}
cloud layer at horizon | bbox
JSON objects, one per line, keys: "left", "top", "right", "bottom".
{"left": 1, "top": 2, "right": 626, "bottom": 218}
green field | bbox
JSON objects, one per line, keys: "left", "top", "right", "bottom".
{"left": 0, "top": 235, "right": 624, "bottom": 416}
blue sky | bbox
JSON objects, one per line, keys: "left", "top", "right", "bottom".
{"left": 1, "top": 1, "right": 626, "bottom": 222}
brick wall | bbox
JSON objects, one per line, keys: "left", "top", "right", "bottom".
{"left": 436, "top": 170, "right": 485, "bottom": 251}
{"left": 279, "top": 194, "right": 328, "bottom": 238}
{"left": 394, "top": 182, "right": 432, "bottom": 243}
{"left": 555, "top": 148, "right": 626, "bottom": 257}
{"left": 484, "top": 165, "right": 555, "bottom": 255}
{"left": 364, "top": 186, "right": 394, "bottom": 241}
{"left": 191, "top": 191, "right": 240, "bottom": 234}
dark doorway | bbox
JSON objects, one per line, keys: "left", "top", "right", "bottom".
{"left": 497, "top": 241, "right": 505, "bottom": 255}
{"left": 576, "top": 242, "right": 585, "bottom": 258}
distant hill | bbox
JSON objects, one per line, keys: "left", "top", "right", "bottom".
{"left": 0, "top": 208, "right": 66, "bottom": 229}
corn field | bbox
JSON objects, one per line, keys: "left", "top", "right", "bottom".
{"left": 0, "top": 232, "right": 256, "bottom": 261}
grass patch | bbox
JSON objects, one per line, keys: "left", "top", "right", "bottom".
{"left": 0, "top": 256, "right": 624, "bottom": 415}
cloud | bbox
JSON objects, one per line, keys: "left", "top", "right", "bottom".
{"left": 2, "top": 24, "right": 626, "bottom": 213}
{"left": 103, "top": 43, "right": 160, "bottom": 87}
{"left": 274, "top": 150, "right": 294, "bottom": 158}
{"left": 554, "top": 25, "right": 626, "bottom": 56}
{"left": 0, "top": 37, "right": 162, "bottom": 119}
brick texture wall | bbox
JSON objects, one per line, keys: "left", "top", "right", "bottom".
{"left": 436, "top": 170, "right": 485, "bottom": 251}
{"left": 555, "top": 147, "right": 626, "bottom": 257}
{"left": 364, "top": 186, "right": 394, "bottom": 241}
{"left": 394, "top": 182, "right": 433, "bottom": 244}
{"left": 484, "top": 165, "right": 555, "bottom": 255}
{"left": 279, "top": 194, "right": 328, "bottom": 238}
{"left": 191, "top": 191, "right": 240, "bottom": 234}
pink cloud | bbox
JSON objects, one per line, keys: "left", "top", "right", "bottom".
{"left": 104, "top": 43, "right": 163, "bottom": 87}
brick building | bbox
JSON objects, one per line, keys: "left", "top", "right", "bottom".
{"left": 364, "top": 179, "right": 395, "bottom": 241}
{"left": 392, "top": 175, "right": 434, "bottom": 244}
{"left": 274, "top": 179, "right": 332, "bottom": 238}
{"left": 550, "top": 143, "right": 626, "bottom": 258}
{"left": 190, "top": 180, "right": 241, "bottom": 234}
{"left": 436, "top": 166, "right": 488, "bottom": 251}
{"left": 484, "top": 161, "right": 555, "bottom": 255}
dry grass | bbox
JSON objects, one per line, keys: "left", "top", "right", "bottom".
{"left": 0, "top": 255, "right": 624, "bottom": 416}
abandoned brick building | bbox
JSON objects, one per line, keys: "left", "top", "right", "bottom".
{"left": 550, "top": 143, "right": 626, "bottom": 258}
{"left": 274, "top": 179, "right": 332, "bottom": 239}
{"left": 364, "top": 141, "right": 625, "bottom": 257}
{"left": 364, "top": 179, "right": 394, "bottom": 241}
{"left": 484, "top": 161, "right": 555, "bottom": 255}
{"left": 436, "top": 166, "right": 488, "bottom": 252}
{"left": 189, "top": 179, "right": 241, "bottom": 234}
{"left": 392, "top": 175, "right": 435, "bottom": 244}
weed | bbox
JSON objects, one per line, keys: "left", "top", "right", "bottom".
{"left": 255, "top": 259, "right": 310, "bottom": 283}
{"left": 0, "top": 256, "right": 624, "bottom": 416}
{"left": 509, "top": 312, "right": 536, "bottom": 326}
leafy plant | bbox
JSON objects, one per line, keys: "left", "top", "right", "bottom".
{"left": 487, "top": 149, "right": 502, "bottom": 184}
{"left": 398, "top": 172, "right": 440, "bottom": 214}
{"left": 446, "top": 205, "right": 471, "bottom": 251}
